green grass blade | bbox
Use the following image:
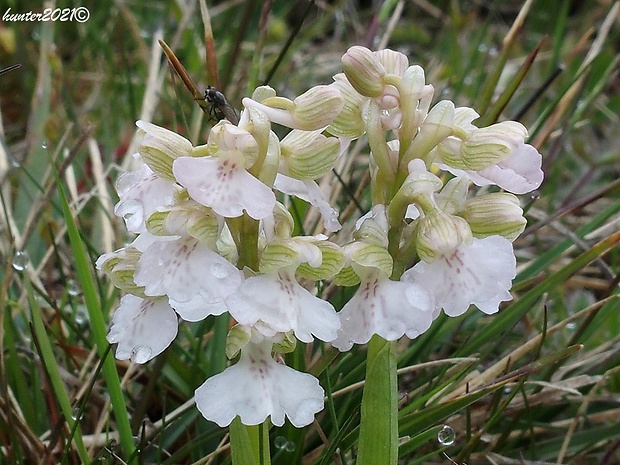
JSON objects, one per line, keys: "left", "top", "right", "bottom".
{"left": 27, "top": 277, "right": 90, "bottom": 463}
{"left": 48, "top": 156, "right": 136, "bottom": 462}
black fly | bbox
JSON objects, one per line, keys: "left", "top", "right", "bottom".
{"left": 204, "top": 86, "right": 239, "bottom": 125}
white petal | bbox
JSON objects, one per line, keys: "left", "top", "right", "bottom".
{"left": 173, "top": 155, "right": 276, "bottom": 220}
{"left": 436, "top": 143, "right": 543, "bottom": 195}
{"left": 472, "top": 143, "right": 543, "bottom": 194}
{"left": 274, "top": 174, "right": 341, "bottom": 232}
{"left": 332, "top": 270, "right": 435, "bottom": 351}
{"left": 195, "top": 341, "right": 324, "bottom": 427}
{"left": 226, "top": 270, "right": 340, "bottom": 343}
{"left": 107, "top": 295, "right": 178, "bottom": 363}
{"left": 402, "top": 236, "right": 515, "bottom": 317}
{"left": 114, "top": 163, "right": 177, "bottom": 233}
{"left": 134, "top": 237, "right": 242, "bottom": 321}
{"left": 169, "top": 295, "right": 229, "bottom": 321}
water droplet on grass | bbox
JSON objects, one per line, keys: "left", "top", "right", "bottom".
{"left": 71, "top": 407, "right": 83, "bottom": 421}
{"left": 67, "top": 279, "right": 80, "bottom": 296}
{"left": 12, "top": 251, "right": 29, "bottom": 271}
{"left": 75, "top": 308, "right": 89, "bottom": 326}
{"left": 438, "top": 425, "right": 455, "bottom": 446}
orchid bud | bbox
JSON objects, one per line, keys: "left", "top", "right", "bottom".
{"left": 341, "top": 46, "right": 386, "bottom": 97}
{"left": 461, "top": 193, "right": 526, "bottom": 241}
{"left": 136, "top": 121, "right": 192, "bottom": 180}
{"left": 416, "top": 211, "right": 472, "bottom": 262}
{"left": 280, "top": 130, "right": 340, "bottom": 180}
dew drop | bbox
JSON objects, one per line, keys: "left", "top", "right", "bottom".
{"left": 12, "top": 251, "right": 29, "bottom": 271}
{"left": 67, "top": 279, "right": 80, "bottom": 296}
{"left": 131, "top": 345, "right": 152, "bottom": 364}
{"left": 75, "top": 308, "right": 89, "bottom": 326}
{"left": 210, "top": 261, "right": 228, "bottom": 278}
{"left": 274, "top": 436, "right": 287, "bottom": 449}
{"left": 437, "top": 425, "right": 455, "bottom": 446}
{"left": 284, "top": 441, "right": 296, "bottom": 452}
{"left": 566, "top": 322, "right": 577, "bottom": 331}
{"left": 529, "top": 190, "right": 540, "bottom": 201}
{"left": 107, "top": 329, "right": 120, "bottom": 343}
{"left": 71, "top": 407, "right": 83, "bottom": 421}
{"left": 41, "top": 141, "right": 48, "bottom": 149}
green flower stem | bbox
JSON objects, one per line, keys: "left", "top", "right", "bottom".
{"left": 228, "top": 213, "right": 270, "bottom": 463}
{"left": 357, "top": 335, "right": 398, "bottom": 465}
{"left": 230, "top": 419, "right": 271, "bottom": 465}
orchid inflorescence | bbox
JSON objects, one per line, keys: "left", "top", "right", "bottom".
{"left": 97, "top": 45, "right": 543, "bottom": 428}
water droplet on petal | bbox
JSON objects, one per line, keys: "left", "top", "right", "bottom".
{"left": 437, "top": 425, "right": 455, "bottom": 446}
{"left": 210, "top": 261, "right": 228, "bottom": 278}
{"left": 285, "top": 441, "right": 296, "bottom": 452}
{"left": 67, "top": 279, "right": 80, "bottom": 296}
{"left": 274, "top": 436, "right": 287, "bottom": 449}
{"left": 131, "top": 345, "right": 152, "bottom": 364}
{"left": 12, "top": 251, "right": 29, "bottom": 271}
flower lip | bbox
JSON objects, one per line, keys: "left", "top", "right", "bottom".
{"left": 194, "top": 340, "right": 324, "bottom": 427}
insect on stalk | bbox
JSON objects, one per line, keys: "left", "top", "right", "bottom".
{"left": 203, "top": 86, "right": 239, "bottom": 125}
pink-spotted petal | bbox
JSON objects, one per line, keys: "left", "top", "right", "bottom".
{"left": 195, "top": 341, "right": 324, "bottom": 427}
{"left": 402, "top": 236, "right": 515, "bottom": 317}
{"left": 134, "top": 237, "right": 242, "bottom": 321}
{"left": 107, "top": 295, "right": 178, "bottom": 363}
{"left": 225, "top": 269, "right": 340, "bottom": 343}
{"left": 332, "top": 269, "right": 434, "bottom": 351}
{"left": 173, "top": 155, "right": 276, "bottom": 220}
